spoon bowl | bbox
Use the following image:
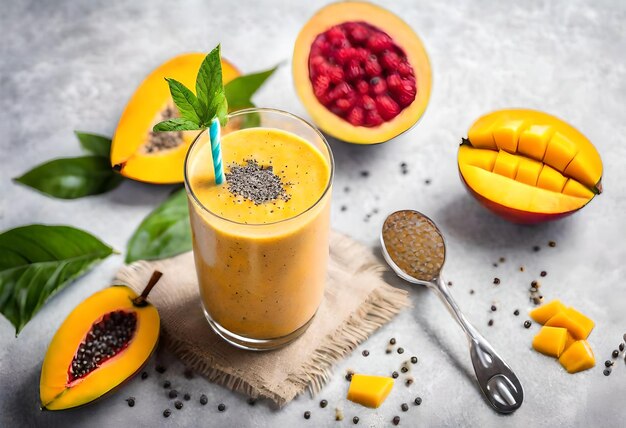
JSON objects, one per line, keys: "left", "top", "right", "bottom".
{"left": 381, "top": 210, "right": 524, "bottom": 414}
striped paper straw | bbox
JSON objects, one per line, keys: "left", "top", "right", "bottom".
{"left": 209, "top": 118, "right": 224, "bottom": 185}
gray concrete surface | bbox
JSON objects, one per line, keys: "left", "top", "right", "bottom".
{"left": 1, "top": 0, "right": 625, "bottom": 426}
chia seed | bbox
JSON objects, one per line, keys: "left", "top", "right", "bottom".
{"left": 612, "top": 350, "right": 619, "bottom": 358}
{"left": 620, "top": 343, "right": 625, "bottom": 352}
{"left": 605, "top": 360, "right": 614, "bottom": 367}
{"left": 513, "top": 310, "right": 520, "bottom": 316}
{"left": 168, "top": 390, "right": 178, "bottom": 399}
{"left": 493, "top": 278, "right": 500, "bottom": 285}
{"left": 548, "top": 241, "right": 556, "bottom": 247}
{"left": 401, "top": 403, "right": 409, "bottom": 412}
{"left": 183, "top": 393, "right": 191, "bottom": 401}
{"left": 141, "top": 371, "right": 148, "bottom": 380}
{"left": 353, "top": 416, "right": 360, "bottom": 424}
{"left": 199, "top": 394, "right": 208, "bottom": 405}
{"left": 411, "top": 356, "right": 418, "bottom": 364}
{"left": 174, "top": 401, "right": 183, "bottom": 410}
{"left": 392, "top": 371, "right": 399, "bottom": 379}
{"left": 126, "top": 397, "right": 135, "bottom": 407}
{"left": 488, "top": 319, "right": 494, "bottom": 326}
{"left": 524, "top": 320, "right": 532, "bottom": 329}
{"left": 163, "top": 381, "right": 171, "bottom": 389}
{"left": 393, "top": 416, "right": 401, "bottom": 425}
{"left": 304, "top": 411, "right": 311, "bottom": 419}
{"left": 414, "top": 397, "right": 422, "bottom": 405}
{"left": 603, "top": 368, "right": 611, "bottom": 376}
{"left": 491, "top": 305, "right": 497, "bottom": 312}
{"left": 401, "top": 366, "right": 408, "bottom": 373}
{"left": 163, "top": 409, "right": 171, "bottom": 418}
{"left": 360, "top": 170, "right": 370, "bottom": 177}
{"left": 156, "top": 365, "right": 166, "bottom": 374}
{"left": 540, "top": 271, "right": 547, "bottom": 277}
{"left": 218, "top": 403, "right": 226, "bottom": 412}
{"left": 397, "top": 347, "right": 404, "bottom": 354}
{"left": 225, "top": 159, "right": 290, "bottom": 205}
{"left": 390, "top": 338, "right": 396, "bottom": 345}
{"left": 362, "top": 350, "right": 370, "bottom": 357}
{"left": 533, "top": 246, "right": 541, "bottom": 252}
{"left": 320, "top": 399, "right": 328, "bottom": 408}
{"left": 345, "top": 370, "right": 354, "bottom": 381}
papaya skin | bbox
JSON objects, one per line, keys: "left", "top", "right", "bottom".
{"left": 110, "top": 54, "right": 240, "bottom": 184}
{"left": 293, "top": 1, "right": 432, "bottom": 144}
{"left": 40, "top": 272, "right": 162, "bottom": 411}
{"left": 458, "top": 110, "right": 603, "bottom": 224}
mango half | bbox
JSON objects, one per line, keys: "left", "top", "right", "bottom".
{"left": 110, "top": 54, "right": 239, "bottom": 184}
{"left": 40, "top": 272, "right": 162, "bottom": 410}
{"left": 458, "top": 109, "right": 602, "bottom": 223}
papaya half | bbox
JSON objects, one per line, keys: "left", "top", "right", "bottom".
{"left": 111, "top": 54, "right": 240, "bottom": 184}
{"left": 40, "top": 271, "right": 162, "bottom": 410}
{"left": 293, "top": 1, "right": 432, "bottom": 144}
{"left": 458, "top": 109, "right": 603, "bottom": 224}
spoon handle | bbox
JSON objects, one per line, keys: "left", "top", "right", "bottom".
{"left": 431, "top": 277, "right": 524, "bottom": 414}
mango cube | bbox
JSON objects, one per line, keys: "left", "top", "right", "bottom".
{"left": 545, "top": 307, "right": 594, "bottom": 340}
{"left": 532, "top": 326, "right": 568, "bottom": 357}
{"left": 529, "top": 300, "right": 566, "bottom": 324}
{"left": 347, "top": 374, "right": 394, "bottom": 408}
{"left": 558, "top": 340, "right": 595, "bottom": 373}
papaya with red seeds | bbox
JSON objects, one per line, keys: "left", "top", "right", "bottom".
{"left": 110, "top": 54, "right": 240, "bottom": 184}
{"left": 458, "top": 109, "right": 603, "bottom": 224}
{"left": 293, "top": 1, "right": 432, "bottom": 144}
{"left": 40, "top": 272, "right": 162, "bottom": 410}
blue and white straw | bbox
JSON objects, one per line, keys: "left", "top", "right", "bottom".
{"left": 209, "top": 118, "right": 224, "bottom": 185}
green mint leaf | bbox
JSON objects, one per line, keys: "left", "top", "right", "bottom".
{"left": 0, "top": 224, "right": 114, "bottom": 334}
{"left": 164, "top": 78, "right": 203, "bottom": 124}
{"left": 196, "top": 45, "right": 226, "bottom": 124}
{"left": 14, "top": 156, "right": 123, "bottom": 199}
{"left": 225, "top": 64, "right": 279, "bottom": 111}
{"left": 153, "top": 118, "right": 202, "bottom": 132}
{"left": 74, "top": 131, "right": 112, "bottom": 157}
{"left": 126, "top": 188, "right": 191, "bottom": 263}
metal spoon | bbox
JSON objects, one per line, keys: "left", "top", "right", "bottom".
{"left": 381, "top": 210, "right": 523, "bottom": 414}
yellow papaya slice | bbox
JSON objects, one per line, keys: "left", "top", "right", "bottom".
{"left": 347, "top": 374, "right": 394, "bottom": 408}
{"left": 532, "top": 326, "right": 568, "bottom": 357}
{"left": 529, "top": 299, "right": 567, "bottom": 324}
{"left": 558, "top": 340, "right": 595, "bottom": 373}
{"left": 111, "top": 54, "right": 240, "bottom": 184}
{"left": 40, "top": 272, "right": 162, "bottom": 410}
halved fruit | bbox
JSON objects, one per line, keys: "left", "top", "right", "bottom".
{"left": 111, "top": 54, "right": 240, "bottom": 184}
{"left": 40, "top": 272, "right": 162, "bottom": 410}
{"left": 293, "top": 1, "right": 431, "bottom": 144}
{"left": 458, "top": 109, "right": 603, "bottom": 223}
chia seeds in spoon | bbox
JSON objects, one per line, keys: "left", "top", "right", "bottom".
{"left": 225, "top": 159, "right": 291, "bottom": 205}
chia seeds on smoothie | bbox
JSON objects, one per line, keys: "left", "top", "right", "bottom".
{"left": 225, "top": 159, "right": 291, "bottom": 205}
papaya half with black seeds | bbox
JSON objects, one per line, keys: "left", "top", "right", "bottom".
{"left": 458, "top": 109, "right": 603, "bottom": 223}
{"left": 110, "top": 54, "right": 240, "bottom": 184}
{"left": 40, "top": 271, "right": 163, "bottom": 410}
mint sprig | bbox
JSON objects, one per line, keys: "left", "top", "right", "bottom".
{"left": 154, "top": 45, "right": 227, "bottom": 132}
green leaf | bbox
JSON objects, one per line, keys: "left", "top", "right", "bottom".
{"left": 0, "top": 225, "right": 114, "bottom": 334}
{"left": 225, "top": 65, "right": 279, "bottom": 111}
{"left": 126, "top": 188, "right": 191, "bottom": 263}
{"left": 164, "top": 78, "right": 203, "bottom": 124}
{"left": 153, "top": 118, "right": 203, "bottom": 132}
{"left": 196, "top": 45, "right": 224, "bottom": 118}
{"left": 14, "top": 156, "right": 123, "bottom": 199}
{"left": 74, "top": 131, "right": 112, "bottom": 157}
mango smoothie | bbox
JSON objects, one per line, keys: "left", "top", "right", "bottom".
{"left": 185, "top": 112, "right": 333, "bottom": 348}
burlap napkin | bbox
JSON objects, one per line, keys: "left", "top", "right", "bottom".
{"left": 114, "top": 231, "right": 410, "bottom": 407}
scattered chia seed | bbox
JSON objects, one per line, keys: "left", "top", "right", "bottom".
{"left": 447, "top": 281, "right": 453, "bottom": 286}
{"left": 168, "top": 390, "right": 178, "bottom": 399}
{"left": 390, "top": 338, "right": 397, "bottom": 345}
{"left": 612, "top": 350, "right": 619, "bottom": 358}
{"left": 548, "top": 241, "right": 556, "bottom": 247}
{"left": 520, "top": 266, "right": 525, "bottom": 272}
{"left": 156, "top": 365, "right": 166, "bottom": 374}
{"left": 345, "top": 370, "right": 354, "bottom": 381}
{"left": 393, "top": 415, "right": 401, "bottom": 425}
{"left": 199, "top": 394, "right": 208, "bottom": 405}
{"left": 414, "top": 397, "right": 422, "bottom": 405}
{"left": 405, "top": 377, "right": 414, "bottom": 386}
{"left": 603, "top": 368, "right": 611, "bottom": 376}
{"left": 360, "top": 170, "right": 370, "bottom": 177}
{"left": 141, "top": 371, "right": 148, "bottom": 380}
{"left": 304, "top": 411, "right": 311, "bottom": 420}
{"left": 540, "top": 271, "right": 547, "bottom": 277}
{"left": 470, "top": 289, "right": 475, "bottom": 294}
{"left": 499, "top": 257, "right": 506, "bottom": 263}
{"left": 620, "top": 343, "right": 625, "bottom": 352}
{"left": 533, "top": 246, "right": 541, "bottom": 252}
{"left": 320, "top": 399, "right": 328, "bottom": 408}
{"left": 163, "top": 381, "right": 171, "bottom": 389}
{"left": 411, "top": 356, "right": 418, "bottom": 364}
{"left": 353, "top": 416, "right": 360, "bottom": 424}
{"left": 401, "top": 366, "right": 409, "bottom": 373}
{"left": 397, "top": 347, "right": 404, "bottom": 354}
{"left": 514, "top": 310, "right": 520, "bottom": 316}
{"left": 362, "top": 350, "right": 370, "bottom": 357}
{"left": 341, "top": 205, "right": 348, "bottom": 212}
{"left": 605, "top": 360, "right": 614, "bottom": 367}
{"left": 493, "top": 278, "right": 500, "bottom": 285}
{"left": 488, "top": 319, "right": 494, "bottom": 326}
{"left": 183, "top": 393, "right": 191, "bottom": 401}
{"left": 163, "top": 409, "right": 171, "bottom": 418}
{"left": 493, "top": 263, "right": 498, "bottom": 267}
{"left": 424, "top": 179, "right": 431, "bottom": 185}
{"left": 218, "top": 403, "right": 226, "bottom": 412}
{"left": 524, "top": 320, "right": 532, "bottom": 329}
{"left": 401, "top": 403, "right": 409, "bottom": 412}
{"left": 174, "top": 401, "right": 183, "bottom": 410}
{"left": 126, "top": 397, "right": 135, "bottom": 407}
{"left": 225, "top": 159, "right": 290, "bottom": 205}
{"left": 392, "top": 371, "right": 399, "bottom": 379}
{"left": 491, "top": 305, "right": 497, "bottom": 312}
{"left": 386, "top": 346, "right": 394, "bottom": 354}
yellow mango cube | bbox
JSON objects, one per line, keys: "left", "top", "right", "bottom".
{"left": 532, "top": 326, "right": 568, "bottom": 357}
{"left": 544, "top": 132, "right": 578, "bottom": 172}
{"left": 517, "top": 124, "right": 553, "bottom": 162}
{"left": 558, "top": 340, "right": 595, "bottom": 373}
{"left": 545, "top": 307, "right": 595, "bottom": 340}
{"left": 562, "top": 179, "right": 595, "bottom": 199}
{"left": 529, "top": 299, "right": 566, "bottom": 324}
{"left": 347, "top": 374, "right": 394, "bottom": 408}
{"left": 515, "top": 157, "right": 543, "bottom": 186}
{"left": 493, "top": 119, "right": 527, "bottom": 153}
{"left": 492, "top": 149, "right": 520, "bottom": 179}
{"left": 537, "top": 165, "right": 568, "bottom": 193}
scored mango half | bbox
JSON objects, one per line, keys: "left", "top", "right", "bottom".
{"left": 458, "top": 109, "right": 603, "bottom": 223}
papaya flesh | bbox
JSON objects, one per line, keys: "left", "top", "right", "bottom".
{"left": 293, "top": 1, "right": 432, "bottom": 144}
{"left": 110, "top": 54, "right": 240, "bottom": 184}
{"left": 458, "top": 109, "right": 603, "bottom": 223}
{"left": 40, "top": 272, "right": 162, "bottom": 410}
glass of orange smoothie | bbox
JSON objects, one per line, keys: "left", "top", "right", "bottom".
{"left": 184, "top": 108, "right": 334, "bottom": 350}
